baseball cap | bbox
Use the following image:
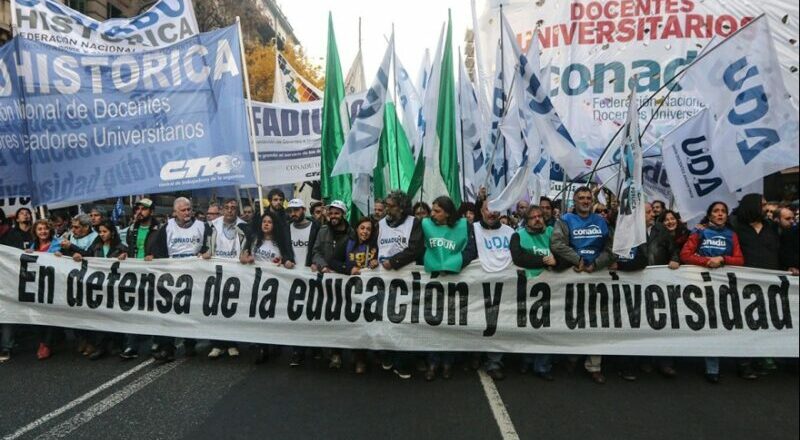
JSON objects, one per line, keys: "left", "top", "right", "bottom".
{"left": 328, "top": 200, "right": 347, "bottom": 215}
{"left": 287, "top": 198, "right": 305, "bottom": 209}
{"left": 135, "top": 198, "right": 154, "bottom": 209}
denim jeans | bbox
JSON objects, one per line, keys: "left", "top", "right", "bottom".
{"left": 523, "top": 354, "right": 553, "bottom": 373}
{"left": 483, "top": 353, "right": 504, "bottom": 371}
{"left": 1, "top": 324, "right": 13, "bottom": 351}
{"left": 426, "top": 352, "right": 455, "bottom": 368}
{"left": 705, "top": 357, "right": 720, "bottom": 375}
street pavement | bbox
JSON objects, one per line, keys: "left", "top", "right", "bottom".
{"left": 0, "top": 332, "right": 797, "bottom": 440}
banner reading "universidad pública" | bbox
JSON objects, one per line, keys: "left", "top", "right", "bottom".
{"left": 0, "top": 25, "right": 256, "bottom": 206}
{"left": 1, "top": 245, "right": 796, "bottom": 357}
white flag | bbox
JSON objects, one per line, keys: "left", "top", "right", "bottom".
{"left": 418, "top": 24, "right": 449, "bottom": 204}
{"left": 273, "top": 52, "right": 323, "bottom": 104}
{"left": 661, "top": 109, "right": 738, "bottom": 226}
{"left": 345, "top": 49, "right": 367, "bottom": 94}
{"left": 394, "top": 54, "right": 423, "bottom": 157}
{"left": 683, "top": 16, "right": 799, "bottom": 191}
{"left": 458, "top": 57, "right": 487, "bottom": 202}
{"left": 612, "top": 89, "right": 647, "bottom": 257}
{"left": 331, "top": 36, "right": 394, "bottom": 177}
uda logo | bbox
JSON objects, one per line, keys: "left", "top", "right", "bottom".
{"left": 160, "top": 155, "right": 242, "bottom": 181}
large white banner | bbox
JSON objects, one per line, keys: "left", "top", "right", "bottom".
{"left": 11, "top": 0, "right": 199, "bottom": 54}
{"left": 1, "top": 245, "right": 797, "bottom": 357}
{"left": 250, "top": 94, "right": 366, "bottom": 186}
{"left": 477, "top": 0, "right": 799, "bottom": 159}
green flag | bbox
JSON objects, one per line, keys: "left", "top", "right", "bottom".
{"left": 375, "top": 102, "right": 415, "bottom": 199}
{"left": 320, "top": 13, "right": 352, "bottom": 208}
{"left": 437, "top": 10, "right": 461, "bottom": 207}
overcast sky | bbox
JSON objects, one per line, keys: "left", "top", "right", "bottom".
{"left": 278, "top": 0, "right": 483, "bottom": 83}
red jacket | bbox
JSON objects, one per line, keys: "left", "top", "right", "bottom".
{"left": 680, "top": 231, "right": 745, "bottom": 267}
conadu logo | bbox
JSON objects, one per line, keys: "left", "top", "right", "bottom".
{"left": 160, "top": 155, "right": 242, "bottom": 181}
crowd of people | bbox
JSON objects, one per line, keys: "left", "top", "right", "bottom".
{"left": 1, "top": 187, "right": 798, "bottom": 385}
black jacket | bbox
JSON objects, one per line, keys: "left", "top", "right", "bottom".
{"left": 79, "top": 237, "right": 128, "bottom": 258}
{"left": 0, "top": 225, "right": 32, "bottom": 250}
{"left": 290, "top": 219, "right": 320, "bottom": 267}
{"left": 778, "top": 225, "right": 799, "bottom": 270}
{"left": 647, "top": 223, "right": 679, "bottom": 266}
{"left": 124, "top": 221, "right": 161, "bottom": 259}
{"left": 509, "top": 229, "right": 557, "bottom": 270}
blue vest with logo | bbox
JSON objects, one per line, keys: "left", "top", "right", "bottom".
{"left": 562, "top": 213, "right": 609, "bottom": 264}
{"left": 695, "top": 225, "right": 735, "bottom": 257}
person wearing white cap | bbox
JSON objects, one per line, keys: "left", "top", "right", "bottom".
{"left": 287, "top": 198, "right": 320, "bottom": 268}
{"left": 310, "top": 200, "right": 352, "bottom": 369}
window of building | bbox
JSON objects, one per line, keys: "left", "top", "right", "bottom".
{"left": 107, "top": 3, "right": 124, "bottom": 19}
{"left": 66, "top": 0, "right": 87, "bottom": 13}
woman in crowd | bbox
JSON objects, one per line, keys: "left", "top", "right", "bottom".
{"left": 241, "top": 211, "right": 295, "bottom": 269}
{"left": 24, "top": 219, "right": 62, "bottom": 360}
{"left": 413, "top": 201, "right": 432, "bottom": 221}
{"left": 660, "top": 210, "right": 689, "bottom": 253}
{"left": 240, "top": 211, "right": 294, "bottom": 364}
{"left": 421, "top": 196, "right": 476, "bottom": 379}
{"left": 71, "top": 220, "right": 128, "bottom": 360}
{"left": 680, "top": 201, "right": 744, "bottom": 384}
{"left": 458, "top": 201, "right": 476, "bottom": 223}
{"left": 593, "top": 203, "right": 610, "bottom": 223}
{"left": 330, "top": 217, "right": 378, "bottom": 374}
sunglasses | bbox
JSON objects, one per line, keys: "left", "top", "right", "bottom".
{"left": 595, "top": 209, "right": 609, "bottom": 214}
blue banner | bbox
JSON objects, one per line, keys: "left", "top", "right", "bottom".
{"left": 0, "top": 25, "right": 255, "bottom": 206}
{"left": 0, "top": 42, "right": 32, "bottom": 200}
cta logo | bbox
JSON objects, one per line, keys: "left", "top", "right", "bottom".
{"left": 160, "top": 155, "right": 242, "bottom": 181}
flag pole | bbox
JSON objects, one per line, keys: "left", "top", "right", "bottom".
{"left": 391, "top": 24, "right": 401, "bottom": 190}
{"left": 458, "top": 49, "right": 467, "bottom": 201}
{"left": 236, "top": 16, "right": 266, "bottom": 216}
{"left": 499, "top": 5, "right": 509, "bottom": 191}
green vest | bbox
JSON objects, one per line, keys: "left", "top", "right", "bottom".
{"left": 517, "top": 226, "right": 553, "bottom": 278}
{"left": 422, "top": 217, "right": 468, "bottom": 273}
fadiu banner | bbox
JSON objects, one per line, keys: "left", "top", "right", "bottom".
{"left": 0, "top": 25, "right": 256, "bottom": 206}
{"left": 0, "top": 245, "right": 797, "bottom": 357}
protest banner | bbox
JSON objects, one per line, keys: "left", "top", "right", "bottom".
{"left": 251, "top": 94, "right": 365, "bottom": 186}
{"left": 1, "top": 245, "right": 796, "bottom": 357}
{"left": 11, "top": 0, "right": 199, "bottom": 54}
{"left": 0, "top": 196, "right": 32, "bottom": 217}
{"left": 0, "top": 25, "right": 256, "bottom": 206}
{"left": 475, "top": 0, "right": 799, "bottom": 160}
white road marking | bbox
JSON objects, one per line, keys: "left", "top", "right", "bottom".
{"left": 33, "top": 360, "right": 185, "bottom": 440}
{"left": 2, "top": 359, "right": 156, "bottom": 440}
{"left": 477, "top": 370, "right": 521, "bottom": 440}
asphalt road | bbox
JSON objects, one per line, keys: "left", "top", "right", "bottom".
{"left": 1, "top": 332, "right": 797, "bottom": 440}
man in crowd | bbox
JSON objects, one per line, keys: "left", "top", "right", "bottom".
{"left": 472, "top": 198, "right": 516, "bottom": 380}
{"left": 204, "top": 198, "right": 248, "bottom": 359}
{"left": 310, "top": 201, "right": 326, "bottom": 225}
{"left": 539, "top": 196, "right": 556, "bottom": 227}
{"left": 60, "top": 214, "right": 99, "bottom": 255}
{"left": 206, "top": 203, "right": 221, "bottom": 223}
{"left": 510, "top": 205, "right": 558, "bottom": 380}
{"left": 147, "top": 197, "right": 211, "bottom": 362}
{"left": 514, "top": 200, "right": 530, "bottom": 224}
{"left": 89, "top": 207, "right": 106, "bottom": 232}
{"left": 285, "top": 198, "right": 320, "bottom": 367}
{"left": 117, "top": 198, "right": 161, "bottom": 360}
{"left": 287, "top": 199, "right": 319, "bottom": 268}
{"left": 376, "top": 191, "right": 425, "bottom": 378}
{"left": 266, "top": 188, "right": 287, "bottom": 224}
{"left": 372, "top": 199, "right": 386, "bottom": 222}
{"left": 241, "top": 204, "right": 255, "bottom": 224}
{"left": 651, "top": 200, "right": 666, "bottom": 220}
{"left": 310, "top": 200, "right": 352, "bottom": 369}
{"left": 0, "top": 207, "right": 34, "bottom": 363}
{"left": 51, "top": 214, "right": 68, "bottom": 237}
{"left": 777, "top": 207, "right": 799, "bottom": 275}
{"left": 551, "top": 186, "right": 613, "bottom": 384}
